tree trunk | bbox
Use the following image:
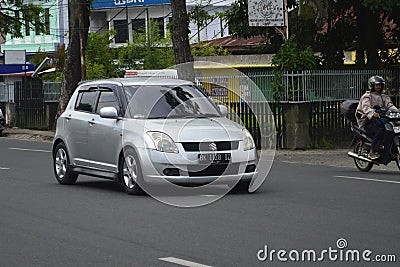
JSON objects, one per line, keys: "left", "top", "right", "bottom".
{"left": 170, "top": 0, "right": 195, "bottom": 82}
{"left": 354, "top": 3, "right": 381, "bottom": 67}
{"left": 57, "top": 0, "right": 90, "bottom": 119}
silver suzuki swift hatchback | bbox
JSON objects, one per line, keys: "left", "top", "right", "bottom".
{"left": 52, "top": 78, "right": 258, "bottom": 194}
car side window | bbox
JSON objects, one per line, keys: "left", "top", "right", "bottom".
{"left": 75, "top": 91, "right": 98, "bottom": 112}
{"left": 96, "top": 91, "right": 120, "bottom": 114}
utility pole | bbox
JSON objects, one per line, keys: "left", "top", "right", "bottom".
{"left": 78, "top": 0, "right": 90, "bottom": 80}
{"left": 284, "top": 0, "right": 289, "bottom": 40}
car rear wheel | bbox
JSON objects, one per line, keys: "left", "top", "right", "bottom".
{"left": 119, "top": 148, "right": 145, "bottom": 195}
{"left": 53, "top": 142, "right": 78, "bottom": 185}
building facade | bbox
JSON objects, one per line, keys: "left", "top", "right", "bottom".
{"left": 90, "top": 0, "right": 232, "bottom": 47}
{"left": 1, "top": 0, "right": 69, "bottom": 54}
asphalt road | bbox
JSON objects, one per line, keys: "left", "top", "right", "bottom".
{"left": 0, "top": 138, "right": 399, "bottom": 266}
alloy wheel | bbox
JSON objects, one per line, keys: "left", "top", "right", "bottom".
{"left": 55, "top": 148, "right": 67, "bottom": 179}
{"left": 123, "top": 155, "right": 137, "bottom": 189}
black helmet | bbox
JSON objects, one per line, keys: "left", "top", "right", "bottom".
{"left": 368, "top": 75, "right": 385, "bottom": 90}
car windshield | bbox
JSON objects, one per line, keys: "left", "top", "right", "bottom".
{"left": 124, "top": 85, "right": 221, "bottom": 119}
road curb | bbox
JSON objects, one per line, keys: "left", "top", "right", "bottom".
{"left": 1, "top": 128, "right": 54, "bottom": 142}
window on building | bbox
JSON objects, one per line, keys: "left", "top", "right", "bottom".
{"left": 114, "top": 20, "right": 128, "bottom": 43}
{"left": 155, "top": 17, "right": 165, "bottom": 37}
{"left": 35, "top": 17, "right": 41, "bottom": 35}
{"left": 45, "top": 8, "right": 50, "bottom": 35}
{"left": 25, "top": 19, "right": 30, "bottom": 36}
{"left": 15, "top": 10, "right": 20, "bottom": 21}
{"left": 132, "top": 18, "right": 145, "bottom": 34}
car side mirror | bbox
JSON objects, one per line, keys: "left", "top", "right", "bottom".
{"left": 218, "top": 104, "right": 228, "bottom": 117}
{"left": 99, "top": 107, "right": 119, "bottom": 119}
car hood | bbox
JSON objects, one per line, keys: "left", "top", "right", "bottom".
{"left": 142, "top": 117, "right": 243, "bottom": 142}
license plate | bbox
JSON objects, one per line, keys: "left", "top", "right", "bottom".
{"left": 394, "top": 126, "right": 400, "bottom": 134}
{"left": 198, "top": 153, "right": 231, "bottom": 164}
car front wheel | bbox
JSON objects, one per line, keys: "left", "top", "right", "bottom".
{"left": 53, "top": 142, "right": 78, "bottom": 185}
{"left": 119, "top": 148, "right": 145, "bottom": 195}
{"left": 231, "top": 180, "right": 253, "bottom": 193}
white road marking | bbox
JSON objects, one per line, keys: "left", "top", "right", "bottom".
{"left": 0, "top": 167, "right": 10, "bottom": 170}
{"left": 8, "top": 148, "right": 51, "bottom": 153}
{"left": 200, "top": 195, "right": 217, "bottom": 197}
{"left": 334, "top": 175, "right": 400, "bottom": 184}
{"left": 281, "top": 160, "right": 301, "bottom": 164}
{"left": 159, "top": 257, "right": 213, "bottom": 267}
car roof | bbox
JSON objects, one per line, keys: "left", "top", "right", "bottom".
{"left": 78, "top": 78, "right": 194, "bottom": 87}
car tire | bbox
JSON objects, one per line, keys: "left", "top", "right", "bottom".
{"left": 119, "top": 148, "right": 145, "bottom": 195}
{"left": 53, "top": 142, "right": 78, "bottom": 185}
{"left": 231, "top": 180, "right": 253, "bottom": 193}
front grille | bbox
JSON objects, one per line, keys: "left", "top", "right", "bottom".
{"left": 188, "top": 164, "right": 239, "bottom": 177}
{"left": 182, "top": 141, "right": 239, "bottom": 152}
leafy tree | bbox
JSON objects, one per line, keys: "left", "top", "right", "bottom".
{"left": 191, "top": 42, "right": 230, "bottom": 57}
{"left": 30, "top": 49, "right": 48, "bottom": 68}
{"left": 288, "top": 5, "right": 320, "bottom": 51}
{"left": 297, "top": 0, "right": 329, "bottom": 27}
{"left": 188, "top": 2, "right": 215, "bottom": 43}
{"left": 117, "top": 20, "right": 175, "bottom": 70}
{"left": 315, "top": 0, "right": 356, "bottom": 68}
{"left": 313, "top": 0, "right": 400, "bottom": 68}
{"left": 86, "top": 31, "right": 117, "bottom": 79}
{"left": 354, "top": 0, "right": 400, "bottom": 67}
{"left": 86, "top": 62, "right": 107, "bottom": 79}
{"left": 0, "top": 0, "right": 44, "bottom": 38}
{"left": 272, "top": 36, "right": 317, "bottom": 71}
{"left": 271, "top": 36, "right": 317, "bottom": 100}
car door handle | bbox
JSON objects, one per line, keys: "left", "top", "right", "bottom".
{"left": 88, "top": 119, "right": 95, "bottom": 125}
{"left": 65, "top": 115, "right": 71, "bottom": 121}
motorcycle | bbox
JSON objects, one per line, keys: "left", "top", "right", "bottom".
{"left": 0, "top": 108, "right": 4, "bottom": 136}
{"left": 341, "top": 100, "right": 400, "bottom": 172}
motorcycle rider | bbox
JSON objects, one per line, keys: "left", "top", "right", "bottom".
{"left": 355, "top": 75, "right": 398, "bottom": 161}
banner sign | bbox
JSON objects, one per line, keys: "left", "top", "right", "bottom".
{"left": 92, "top": 0, "right": 170, "bottom": 9}
{"left": 248, "top": 0, "right": 285, "bottom": 27}
{"left": 0, "top": 64, "right": 35, "bottom": 76}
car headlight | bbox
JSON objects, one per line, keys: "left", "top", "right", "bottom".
{"left": 147, "top": 132, "right": 179, "bottom": 153}
{"left": 243, "top": 128, "right": 255, "bottom": 151}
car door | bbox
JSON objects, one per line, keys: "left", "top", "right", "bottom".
{"left": 86, "top": 86, "right": 123, "bottom": 172}
{"left": 64, "top": 88, "right": 98, "bottom": 167}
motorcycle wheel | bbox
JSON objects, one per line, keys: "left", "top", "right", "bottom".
{"left": 354, "top": 140, "right": 373, "bottom": 172}
{"left": 394, "top": 146, "right": 400, "bottom": 171}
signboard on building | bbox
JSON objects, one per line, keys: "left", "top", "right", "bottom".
{"left": 0, "top": 64, "right": 35, "bottom": 76}
{"left": 248, "top": 0, "right": 285, "bottom": 27}
{"left": 92, "top": 0, "right": 170, "bottom": 9}
{"left": 4, "top": 50, "right": 26, "bottom": 65}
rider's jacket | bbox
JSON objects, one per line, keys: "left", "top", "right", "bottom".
{"left": 356, "top": 90, "right": 397, "bottom": 127}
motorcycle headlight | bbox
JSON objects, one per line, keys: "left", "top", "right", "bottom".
{"left": 147, "top": 131, "right": 179, "bottom": 153}
{"left": 243, "top": 128, "right": 255, "bottom": 151}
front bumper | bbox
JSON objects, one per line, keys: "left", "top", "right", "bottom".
{"left": 136, "top": 146, "right": 258, "bottom": 185}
